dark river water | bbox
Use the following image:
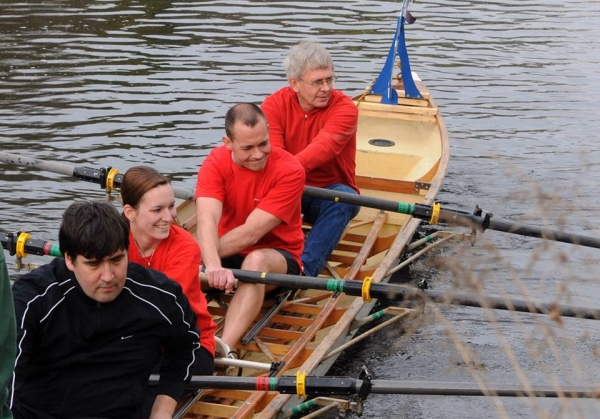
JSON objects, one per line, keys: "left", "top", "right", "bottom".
{"left": 2, "top": 1, "right": 600, "bottom": 418}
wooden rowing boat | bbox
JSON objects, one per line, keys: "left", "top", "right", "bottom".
{"left": 172, "top": 10, "right": 450, "bottom": 419}
{"left": 0, "top": 5, "right": 449, "bottom": 418}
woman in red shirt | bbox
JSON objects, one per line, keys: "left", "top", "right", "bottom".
{"left": 121, "top": 165, "right": 216, "bottom": 374}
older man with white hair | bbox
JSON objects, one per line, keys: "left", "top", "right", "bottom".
{"left": 262, "top": 40, "right": 361, "bottom": 278}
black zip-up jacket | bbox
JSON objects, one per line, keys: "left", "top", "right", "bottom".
{"left": 10, "top": 258, "right": 200, "bottom": 419}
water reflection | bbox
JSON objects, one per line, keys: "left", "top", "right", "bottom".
{"left": 2, "top": 0, "right": 399, "bottom": 149}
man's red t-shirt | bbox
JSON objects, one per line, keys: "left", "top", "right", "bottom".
{"left": 195, "top": 145, "right": 305, "bottom": 268}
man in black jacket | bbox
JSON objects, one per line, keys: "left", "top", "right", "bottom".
{"left": 10, "top": 201, "right": 201, "bottom": 419}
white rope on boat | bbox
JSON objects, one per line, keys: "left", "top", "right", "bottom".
{"left": 324, "top": 308, "right": 415, "bottom": 361}
{"left": 385, "top": 231, "right": 467, "bottom": 278}
{"left": 213, "top": 357, "right": 272, "bottom": 371}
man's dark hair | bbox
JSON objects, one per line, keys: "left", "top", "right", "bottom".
{"left": 224, "top": 102, "right": 267, "bottom": 141}
{"left": 59, "top": 201, "right": 129, "bottom": 261}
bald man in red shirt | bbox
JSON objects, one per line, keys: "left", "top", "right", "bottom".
{"left": 195, "top": 103, "right": 305, "bottom": 351}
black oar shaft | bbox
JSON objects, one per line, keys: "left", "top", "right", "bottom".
{"left": 303, "top": 185, "right": 600, "bottom": 250}
{"left": 5, "top": 152, "right": 600, "bottom": 248}
{"left": 149, "top": 375, "right": 356, "bottom": 395}
{"left": 7, "top": 152, "right": 600, "bottom": 249}
{"left": 423, "top": 288, "right": 600, "bottom": 320}
{"left": 302, "top": 185, "right": 401, "bottom": 213}
{"left": 369, "top": 380, "right": 600, "bottom": 398}
{"left": 229, "top": 269, "right": 600, "bottom": 320}
{"left": 73, "top": 166, "right": 195, "bottom": 201}
{"left": 152, "top": 374, "right": 600, "bottom": 398}
{"left": 488, "top": 218, "right": 600, "bottom": 248}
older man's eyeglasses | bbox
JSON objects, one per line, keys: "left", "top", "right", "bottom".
{"left": 300, "top": 75, "right": 337, "bottom": 88}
